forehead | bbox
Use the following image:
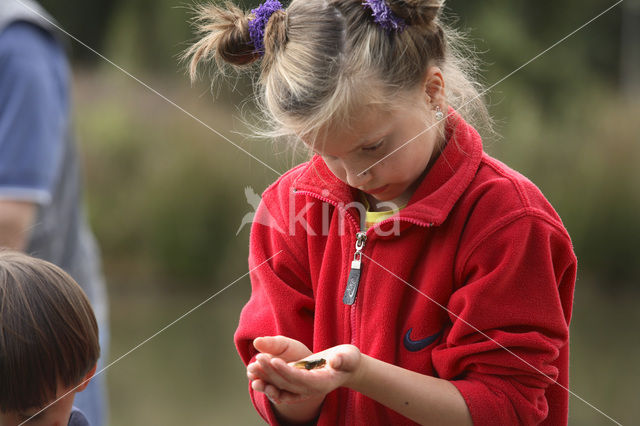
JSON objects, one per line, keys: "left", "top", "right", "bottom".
{"left": 305, "top": 105, "right": 399, "bottom": 155}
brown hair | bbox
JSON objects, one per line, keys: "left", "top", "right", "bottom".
{"left": 184, "top": 0, "right": 491, "bottom": 146}
{"left": 0, "top": 251, "right": 100, "bottom": 413}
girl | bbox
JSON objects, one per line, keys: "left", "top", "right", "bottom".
{"left": 186, "top": 1, "right": 576, "bottom": 425}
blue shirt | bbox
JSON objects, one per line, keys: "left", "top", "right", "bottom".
{"left": 0, "top": 12, "right": 106, "bottom": 349}
{"left": 0, "top": 21, "right": 68, "bottom": 204}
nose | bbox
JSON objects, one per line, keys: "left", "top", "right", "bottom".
{"left": 344, "top": 163, "right": 372, "bottom": 188}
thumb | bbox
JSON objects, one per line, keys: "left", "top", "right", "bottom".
{"left": 253, "top": 335, "right": 290, "bottom": 356}
{"left": 329, "top": 346, "right": 360, "bottom": 372}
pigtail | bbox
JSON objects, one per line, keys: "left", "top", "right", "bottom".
{"left": 183, "top": 1, "right": 259, "bottom": 82}
{"left": 386, "top": 0, "right": 446, "bottom": 64}
{"left": 387, "top": 0, "right": 443, "bottom": 31}
{"left": 261, "top": 9, "right": 289, "bottom": 74}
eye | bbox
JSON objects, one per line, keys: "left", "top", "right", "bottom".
{"left": 19, "top": 412, "right": 40, "bottom": 423}
{"left": 362, "top": 140, "right": 384, "bottom": 152}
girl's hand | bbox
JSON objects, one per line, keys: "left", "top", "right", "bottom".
{"left": 247, "top": 341, "right": 362, "bottom": 405}
{"left": 252, "top": 335, "right": 313, "bottom": 363}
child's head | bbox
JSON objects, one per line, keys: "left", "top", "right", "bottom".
{"left": 186, "top": 0, "right": 489, "bottom": 202}
{"left": 0, "top": 251, "right": 99, "bottom": 426}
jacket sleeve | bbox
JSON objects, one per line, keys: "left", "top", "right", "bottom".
{"left": 431, "top": 213, "right": 576, "bottom": 425}
{"left": 234, "top": 187, "right": 315, "bottom": 424}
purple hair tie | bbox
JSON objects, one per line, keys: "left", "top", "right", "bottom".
{"left": 362, "top": 0, "right": 406, "bottom": 33}
{"left": 248, "top": 0, "right": 284, "bottom": 55}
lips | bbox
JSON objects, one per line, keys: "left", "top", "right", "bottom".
{"left": 364, "top": 184, "right": 389, "bottom": 195}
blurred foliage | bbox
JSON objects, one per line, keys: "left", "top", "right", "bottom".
{"left": 75, "top": 71, "right": 275, "bottom": 291}
{"left": 40, "top": 0, "right": 124, "bottom": 63}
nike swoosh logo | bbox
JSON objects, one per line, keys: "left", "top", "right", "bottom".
{"left": 347, "top": 276, "right": 358, "bottom": 298}
{"left": 403, "top": 328, "right": 442, "bottom": 352}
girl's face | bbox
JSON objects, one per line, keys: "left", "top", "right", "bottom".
{"left": 306, "top": 89, "right": 445, "bottom": 209}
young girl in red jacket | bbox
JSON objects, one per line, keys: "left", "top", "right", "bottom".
{"left": 187, "top": 1, "right": 576, "bottom": 424}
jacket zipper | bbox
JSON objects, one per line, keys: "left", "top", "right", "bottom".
{"left": 343, "top": 231, "right": 367, "bottom": 305}
{"left": 293, "top": 189, "right": 364, "bottom": 426}
{"left": 292, "top": 188, "right": 433, "bottom": 425}
{"left": 345, "top": 232, "right": 364, "bottom": 426}
{"left": 293, "top": 188, "right": 434, "bottom": 309}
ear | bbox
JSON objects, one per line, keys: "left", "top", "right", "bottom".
{"left": 76, "top": 364, "right": 97, "bottom": 392}
{"left": 421, "top": 66, "right": 446, "bottom": 107}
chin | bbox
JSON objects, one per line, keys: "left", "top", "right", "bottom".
{"left": 370, "top": 191, "right": 400, "bottom": 203}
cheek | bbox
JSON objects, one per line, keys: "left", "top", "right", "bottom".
{"left": 373, "top": 159, "right": 392, "bottom": 177}
{"left": 324, "top": 160, "right": 347, "bottom": 181}
{"left": 400, "top": 138, "right": 434, "bottom": 170}
{"left": 41, "top": 394, "right": 76, "bottom": 426}
{"left": 0, "top": 413, "right": 19, "bottom": 426}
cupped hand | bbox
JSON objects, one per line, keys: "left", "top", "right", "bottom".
{"left": 247, "top": 340, "right": 362, "bottom": 404}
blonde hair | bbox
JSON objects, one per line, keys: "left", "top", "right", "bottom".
{"left": 184, "top": 0, "right": 491, "bottom": 146}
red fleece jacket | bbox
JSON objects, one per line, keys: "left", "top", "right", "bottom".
{"left": 235, "top": 110, "right": 576, "bottom": 425}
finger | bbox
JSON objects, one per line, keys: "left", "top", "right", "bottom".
{"left": 253, "top": 336, "right": 289, "bottom": 356}
{"left": 270, "top": 357, "right": 326, "bottom": 391}
{"left": 263, "top": 383, "right": 282, "bottom": 405}
{"left": 252, "top": 380, "right": 285, "bottom": 405}
{"left": 257, "top": 356, "right": 306, "bottom": 394}
{"left": 247, "top": 360, "right": 269, "bottom": 382}
{"left": 254, "top": 352, "right": 275, "bottom": 368}
{"left": 251, "top": 379, "right": 266, "bottom": 393}
{"left": 278, "top": 389, "right": 312, "bottom": 405}
{"left": 247, "top": 360, "right": 259, "bottom": 374}
{"left": 328, "top": 346, "right": 360, "bottom": 372}
{"left": 256, "top": 354, "right": 296, "bottom": 390}
{"left": 247, "top": 362, "right": 256, "bottom": 373}
{"left": 329, "top": 352, "right": 353, "bottom": 371}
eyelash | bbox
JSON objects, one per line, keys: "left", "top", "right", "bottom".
{"left": 19, "top": 413, "right": 39, "bottom": 422}
{"left": 314, "top": 139, "right": 384, "bottom": 159}
{"left": 363, "top": 140, "right": 384, "bottom": 151}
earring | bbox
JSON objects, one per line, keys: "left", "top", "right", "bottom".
{"left": 434, "top": 105, "right": 444, "bottom": 121}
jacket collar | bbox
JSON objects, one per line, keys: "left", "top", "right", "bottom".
{"left": 291, "top": 108, "right": 483, "bottom": 227}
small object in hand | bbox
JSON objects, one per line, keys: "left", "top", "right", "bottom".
{"left": 293, "top": 358, "right": 326, "bottom": 370}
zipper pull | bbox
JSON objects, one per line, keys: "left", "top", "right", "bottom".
{"left": 343, "top": 232, "right": 367, "bottom": 305}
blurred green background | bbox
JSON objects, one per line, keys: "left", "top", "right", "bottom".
{"left": 40, "top": 0, "right": 639, "bottom": 424}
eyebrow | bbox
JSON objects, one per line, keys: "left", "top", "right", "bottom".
{"left": 354, "top": 122, "right": 395, "bottom": 148}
